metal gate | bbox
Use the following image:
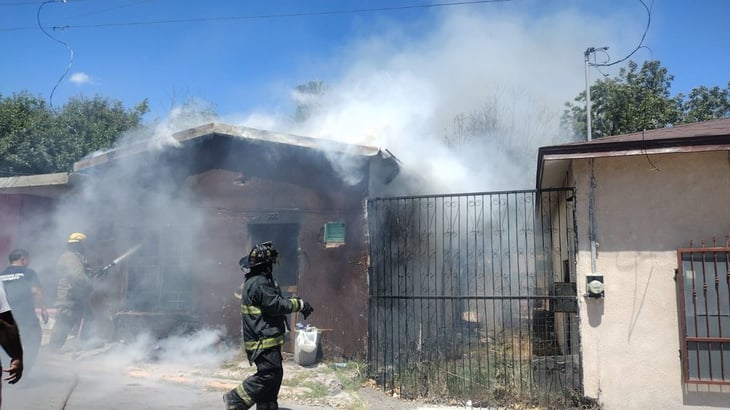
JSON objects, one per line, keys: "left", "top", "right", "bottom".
{"left": 367, "top": 188, "right": 581, "bottom": 405}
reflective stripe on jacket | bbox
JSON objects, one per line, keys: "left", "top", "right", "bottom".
{"left": 243, "top": 334, "right": 285, "bottom": 350}
{"left": 240, "top": 271, "right": 302, "bottom": 352}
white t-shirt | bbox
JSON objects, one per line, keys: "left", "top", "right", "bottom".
{"left": 0, "top": 281, "right": 11, "bottom": 313}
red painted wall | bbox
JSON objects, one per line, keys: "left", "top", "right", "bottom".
{"left": 0, "top": 195, "right": 22, "bottom": 260}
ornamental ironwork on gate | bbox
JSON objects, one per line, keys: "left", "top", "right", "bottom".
{"left": 367, "top": 188, "right": 581, "bottom": 404}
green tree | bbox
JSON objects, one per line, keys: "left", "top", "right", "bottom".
{"left": 0, "top": 92, "right": 53, "bottom": 174}
{"left": 562, "top": 60, "right": 729, "bottom": 139}
{"left": 0, "top": 92, "right": 148, "bottom": 174}
{"left": 680, "top": 83, "right": 730, "bottom": 122}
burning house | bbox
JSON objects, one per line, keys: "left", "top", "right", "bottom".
{"left": 0, "top": 123, "right": 399, "bottom": 358}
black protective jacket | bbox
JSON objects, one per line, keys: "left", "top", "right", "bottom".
{"left": 240, "top": 270, "right": 303, "bottom": 353}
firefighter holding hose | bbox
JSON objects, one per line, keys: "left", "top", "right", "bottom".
{"left": 49, "top": 232, "right": 93, "bottom": 351}
{"left": 224, "top": 241, "right": 314, "bottom": 410}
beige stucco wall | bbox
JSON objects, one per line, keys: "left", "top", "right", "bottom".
{"left": 571, "top": 150, "right": 730, "bottom": 409}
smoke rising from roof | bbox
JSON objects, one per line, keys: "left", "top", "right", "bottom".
{"left": 231, "top": 6, "right": 631, "bottom": 193}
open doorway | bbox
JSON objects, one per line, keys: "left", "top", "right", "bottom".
{"left": 247, "top": 223, "right": 299, "bottom": 290}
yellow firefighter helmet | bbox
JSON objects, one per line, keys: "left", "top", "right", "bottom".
{"left": 67, "top": 232, "right": 87, "bottom": 243}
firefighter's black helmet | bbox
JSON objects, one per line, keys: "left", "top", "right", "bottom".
{"left": 239, "top": 241, "right": 279, "bottom": 269}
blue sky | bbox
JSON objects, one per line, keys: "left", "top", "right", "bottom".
{"left": 1, "top": 0, "right": 729, "bottom": 190}
{"left": 2, "top": 0, "right": 728, "bottom": 118}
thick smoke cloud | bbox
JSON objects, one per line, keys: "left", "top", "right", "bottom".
{"left": 232, "top": 6, "right": 633, "bottom": 193}
{"left": 6, "top": 105, "right": 239, "bottom": 407}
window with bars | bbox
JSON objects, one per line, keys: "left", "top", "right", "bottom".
{"left": 676, "top": 246, "right": 730, "bottom": 384}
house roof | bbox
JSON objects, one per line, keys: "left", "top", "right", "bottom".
{"left": 0, "top": 123, "right": 400, "bottom": 197}
{"left": 73, "top": 123, "right": 392, "bottom": 172}
{"left": 0, "top": 172, "right": 78, "bottom": 197}
{"left": 537, "top": 118, "right": 730, "bottom": 189}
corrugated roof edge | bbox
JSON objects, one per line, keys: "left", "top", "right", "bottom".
{"left": 74, "top": 123, "right": 386, "bottom": 171}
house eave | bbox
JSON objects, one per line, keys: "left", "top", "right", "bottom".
{"left": 537, "top": 134, "right": 730, "bottom": 190}
{"left": 73, "top": 123, "right": 387, "bottom": 172}
{"left": 0, "top": 172, "right": 75, "bottom": 197}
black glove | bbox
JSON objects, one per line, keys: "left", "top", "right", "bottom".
{"left": 300, "top": 300, "right": 314, "bottom": 319}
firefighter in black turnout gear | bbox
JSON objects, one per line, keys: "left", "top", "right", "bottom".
{"left": 224, "top": 241, "right": 314, "bottom": 410}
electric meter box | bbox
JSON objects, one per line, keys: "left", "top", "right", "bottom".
{"left": 586, "top": 274, "right": 605, "bottom": 298}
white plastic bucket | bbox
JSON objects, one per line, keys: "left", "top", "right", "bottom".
{"left": 294, "top": 327, "right": 321, "bottom": 366}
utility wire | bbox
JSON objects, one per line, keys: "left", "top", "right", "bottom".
{"left": 590, "top": 0, "right": 652, "bottom": 67}
{"left": 37, "top": 0, "right": 80, "bottom": 140}
{"left": 641, "top": 129, "right": 659, "bottom": 171}
{"left": 0, "top": 0, "right": 50, "bottom": 5}
{"left": 2, "top": 0, "right": 511, "bottom": 31}
{"left": 37, "top": 0, "right": 73, "bottom": 116}
{"left": 63, "top": 0, "right": 153, "bottom": 20}
{"left": 0, "top": 0, "right": 94, "bottom": 6}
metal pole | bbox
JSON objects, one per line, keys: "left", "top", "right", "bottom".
{"left": 589, "top": 159, "right": 597, "bottom": 273}
{"left": 583, "top": 46, "right": 607, "bottom": 141}
{"left": 584, "top": 48, "right": 593, "bottom": 142}
{"left": 584, "top": 46, "right": 606, "bottom": 274}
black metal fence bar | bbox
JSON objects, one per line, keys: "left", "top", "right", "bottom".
{"left": 367, "top": 189, "right": 580, "bottom": 405}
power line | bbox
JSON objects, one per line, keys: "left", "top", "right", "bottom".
{"left": 0, "top": 0, "right": 50, "bottom": 5}
{"left": 36, "top": 0, "right": 81, "bottom": 140}
{"left": 36, "top": 0, "right": 73, "bottom": 116}
{"left": 1, "top": 0, "right": 512, "bottom": 31}
{"left": 0, "top": 0, "right": 94, "bottom": 6}
{"left": 63, "top": 0, "right": 153, "bottom": 20}
{"left": 590, "top": 0, "right": 653, "bottom": 67}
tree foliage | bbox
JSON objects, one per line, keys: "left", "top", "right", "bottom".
{"left": 681, "top": 84, "right": 730, "bottom": 123}
{"left": 562, "top": 60, "right": 730, "bottom": 139}
{"left": 0, "top": 91, "right": 148, "bottom": 175}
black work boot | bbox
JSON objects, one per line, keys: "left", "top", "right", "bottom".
{"left": 223, "top": 390, "right": 252, "bottom": 410}
{"left": 256, "top": 402, "right": 278, "bottom": 410}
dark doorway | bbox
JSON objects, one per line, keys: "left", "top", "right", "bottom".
{"left": 247, "top": 223, "right": 300, "bottom": 290}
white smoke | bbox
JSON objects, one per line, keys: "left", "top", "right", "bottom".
{"left": 228, "top": 6, "right": 634, "bottom": 193}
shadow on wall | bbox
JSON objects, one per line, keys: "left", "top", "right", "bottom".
{"left": 682, "top": 384, "right": 730, "bottom": 407}
{"left": 585, "top": 298, "right": 603, "bottom": 327}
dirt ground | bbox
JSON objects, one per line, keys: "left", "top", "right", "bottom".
{"left": 212, "top": 351, "right": 426, "bottom": 409}
{"left": 3, "top": 339, "right": 462, "bottom": 410}
{"left": 12, "top": 322, "right": 471, "bottom": 409}
{"left": 148, "top": 347, "right": 442, "bottom": 409}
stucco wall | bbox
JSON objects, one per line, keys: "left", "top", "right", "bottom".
{"left": 572, "top": 151, "right": 730, "bottom": 409}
